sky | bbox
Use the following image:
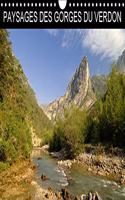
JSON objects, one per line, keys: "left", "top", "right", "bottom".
{"left": 9, "top": 29, "right": 125, "bottom": 104}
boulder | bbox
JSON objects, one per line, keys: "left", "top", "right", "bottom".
{"left": 61, "top": 188, "right": 73, "bottom": 200}
{"left": 37, "top": 157, "right": 42, "bottom": 160}
{"left": 55, "top": 192, "right": 63, "bottom": 200}
{"left": 80, "top": 194, "right": 86, "bottom": 200}
{"left": 80, "top": 192, "right": 102, "bottom": 200}
{"left": 41, "top": 174, "right": 49, "bottom": 181}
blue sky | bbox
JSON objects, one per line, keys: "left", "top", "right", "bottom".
{"left": 9, "top": 29, "right": 125, "bottom": 104}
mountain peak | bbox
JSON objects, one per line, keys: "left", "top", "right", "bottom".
{"left": 82, "top": 56, "right": 88, "bottom": 64}
{"left": 80, "top": 56, "right": 89, "bottom": 78}
{"left": 67, "top": 56, "right": 90, "bottom": 101}
{"left": 79, "top": 56, "right": 89, "bottom": 72}
{"left": 44, "top": 56, "right": 96, "bottom": 120}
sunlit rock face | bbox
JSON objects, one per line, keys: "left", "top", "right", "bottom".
{"left": 44, "top": 57, "right": 96, "bottom": 121}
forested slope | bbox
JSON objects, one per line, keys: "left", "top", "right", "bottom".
{"left": 0, "top": 30, "right": 51, "bottom": 169}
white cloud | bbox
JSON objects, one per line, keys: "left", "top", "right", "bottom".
{"left": 61, "top": 30, "right": 82, "bottom": 48}
{"left": 59, "top": 30, "right": 79, "bottom": 48}
{"left": 46, "top": 29, "right": 125, "bottom": 60}
{"left": 45, "top": 29, "right": 58, "bottom": 36}
{"left": 82, "top": 29, "right": 125, "bottom": 60}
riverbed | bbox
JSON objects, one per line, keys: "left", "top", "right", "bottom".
{"left": 32, "top": 149, "right": 125, "bottom": 200}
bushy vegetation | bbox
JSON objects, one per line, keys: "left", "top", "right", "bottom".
{"left": 49, "top": 106, "right": 87, "bottom": 158}
{"left": 86, "top": 66, "right": 125, "bottom": 148}
{"left": 1, "top": 29, "right": 125, "bottom": 164}
{"left": 0, "top": 30, "right": 51, "bottom": 169}
{"left": 50, "top": 66, "right": 125, "bottom": 158}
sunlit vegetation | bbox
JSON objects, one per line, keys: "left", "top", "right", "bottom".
{"left": 86, "top": 66, "right": 125, "bottom": 147}
{"left": 50, "top": 66, "right": 125, "bottom": 158}
{"left": 49, "top": 106, "right": 87, "bottom": 158}
{"left": 0, "top": 30, "right": 51, "bottom": 170}
{"left": 1, "top": 29, "right": 125, "bottom": 165}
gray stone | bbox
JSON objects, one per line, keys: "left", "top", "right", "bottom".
{"left": 43, "top": 56, "right": 96, "bottom": 121}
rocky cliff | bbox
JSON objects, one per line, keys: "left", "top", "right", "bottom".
{"left": 92, "top": 75, "right": 107, "bottom": 98}
{"left": 117, "top": 49, "right": 125, "bottom": 72}
{"left": 91, "top": 49, "right": 125, "bottom": 99}
{"left": 44, "top": 57, "right": 96, "bottom": 120}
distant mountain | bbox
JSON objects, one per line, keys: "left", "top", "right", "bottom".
{"left": 91, "top": 49, "right": 125, "bottom": 99}
{"left": 90, "top": 49, "right": 125, "bottom": 99}
{"left": 117, "top": 49, "right": 125, "bottom": 72}
{"left": 92, "top": 75, "right": 107, "bottom": 98}
{"left": 44, "top": 57, "right": 96, "bottom": 120}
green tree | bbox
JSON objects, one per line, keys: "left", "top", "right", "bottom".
{"left": 50, "top": 106, "right": 87, "bottom": 158}
{"left": 86, "top": 66, "right": 125, "bottom": 148}
{"left": 0, "top": 30, "right": 51, "bottom": 170}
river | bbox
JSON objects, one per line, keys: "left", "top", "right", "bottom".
{"left": 32, "top": 149, "right": 125, "bottom": 200}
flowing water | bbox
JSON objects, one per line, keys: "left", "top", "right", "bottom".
{"left": 32, "top": 149, "right": 125, "bottom": 200}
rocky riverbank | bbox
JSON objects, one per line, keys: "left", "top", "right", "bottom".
{"left": 2, "top": 146, "right": 122, "bottom": 200}
{"left": 76, "top": 153, "right": 125, "bottom": 184}
{"left": 31, "top": 147, "right": 104, "bottom": 200}
{"left": 31, "top": 180, "right": 102, "bottom": 200}
{"left": 57, "top": 150, "right": 125, "bottom": 186}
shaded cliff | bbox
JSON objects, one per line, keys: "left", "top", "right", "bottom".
{"left": 117, "top": 49, "right": 125, "bottom": 73}
{"left": 92, "top": 75, "right": 107, "bottom": 98}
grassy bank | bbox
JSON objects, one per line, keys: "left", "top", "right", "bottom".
{"left": 0, "top": 159, "right": 35, "bottom": 200}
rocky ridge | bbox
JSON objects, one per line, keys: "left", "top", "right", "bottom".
{"left": 92, "top": 75, "right": 107, "bottom": 97}
{"left": 44, "top": 57, "right": 96, "bottom": 120}
{"left": 117, "top": 49, "right": 125, "bottom": 73}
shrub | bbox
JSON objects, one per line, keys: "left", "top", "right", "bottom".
{"left": 0, "top": 161, "right": 10, "bottom": 172}
{"left": 49, "top": 106, "right": 87, "bottom": 158}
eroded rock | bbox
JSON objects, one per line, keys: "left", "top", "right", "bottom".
{"left": 43, "top": 57, "right": 96, "bottom": 121}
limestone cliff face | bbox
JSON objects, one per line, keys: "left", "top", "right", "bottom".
{"left": 117, "top": 50, "right": 125, "bottom": 72}
{"left": 44, "top": 57, "right": 96, "bottom": 120}
{"left": 92, "top": 75, "right": 107, "bottom": 97}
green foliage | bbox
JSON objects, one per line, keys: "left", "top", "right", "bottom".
{"left": 50, "top": 106, "right": 87, "bottom": 158}
{"left": 50, "top": 65, "right": 125, "bottom": 157}
{"left": 41, "top": 129, "right": 54, "bottom": 145}
{"left": 49, "top": 119, "right": 64, "bottom": 152}
{"left": 86, "top": 66, "right": 125, "bottom": 148}
{"left": 0, "top": 29, "right": 51, "bottom": 168}
{"left": 2, "top": 28, "right": 124, "bottom": 165}
{"left": 0, "top": 162, "right": 10, "bottom": 172}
